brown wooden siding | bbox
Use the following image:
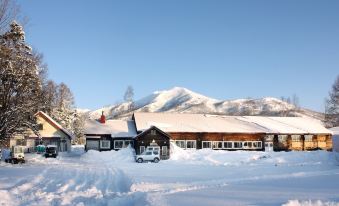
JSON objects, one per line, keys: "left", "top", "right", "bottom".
{"left": 169, "top": 132, "right": 265, "bottom": 150}
{"left": 135, "top": 127, "right": 170, "bottom": 159}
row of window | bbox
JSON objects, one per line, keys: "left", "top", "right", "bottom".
{"left": 173, "top": 140, "right": 262, "bottom": 150}
{"left": 99, "top": 140, "right": 134, "bottom": 149}
{"left": 278, "top": 135, "right": 314, "bottom": 142}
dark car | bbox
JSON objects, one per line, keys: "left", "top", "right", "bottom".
{"left": 45, "top": 145, "right": 58, "bottom": 158}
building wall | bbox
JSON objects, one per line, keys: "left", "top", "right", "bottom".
{"left": 85, "top": 135, "right": 111, "bottom": 151}
{"left": 273, "top": 134, "right": 332, "bottom": 151}
{"left": 169, "top": 132, "right": 265, "bottom": 150}
{"left": 168, "top": 132, "right": 332, "bottom": 151}
{"left": 26, "top": 116, "right": 69, "bottom": 140}
{"left": 8, "top": 115, "right": 72, "bottom": 152}
{"left": 135, "top": 128, "right": 170, "bottom": 159}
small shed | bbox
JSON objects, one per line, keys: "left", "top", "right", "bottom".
{"left": 134, "top": 126, "right": 171, "bottom": 160}
{"left": 330, "top": 127, "right": 339, "bottom": 152}
{"left": 84, "top": 114, "right": 137, "bottom": 152}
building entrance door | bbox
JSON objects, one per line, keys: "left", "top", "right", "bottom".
{"left": 265, "top": 142, "right": 273, "bottom": 152}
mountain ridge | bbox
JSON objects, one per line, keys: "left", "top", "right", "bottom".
{"left": 83, "top": 87, "right": 324, "bottom": 121}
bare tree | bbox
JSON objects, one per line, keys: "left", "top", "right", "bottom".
{"left": 292, "top": 94, "right": 300, "bottom": 109}
{"left": 124, "top": 85, "right": 135, "bottom": 111}
{"left": 324, "top": 75, "right": 339, "bottom": 128}
{"left": 0, "top": 0, "right": 20, "bottom": 34}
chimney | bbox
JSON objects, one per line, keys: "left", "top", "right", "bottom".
{"left": 100, "top": 111, "right": 106, "bottom": 124}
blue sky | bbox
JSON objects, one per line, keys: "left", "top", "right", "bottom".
{"left": 17, "top": 0, "right": 339, "bottom": 112}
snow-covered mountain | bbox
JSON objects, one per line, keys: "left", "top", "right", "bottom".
{"left": 85, "top": 87, "right": 324, "bottom": 121}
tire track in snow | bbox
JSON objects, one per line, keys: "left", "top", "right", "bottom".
{"left": 4, "top": 164, "right": 145, "bottom": 206}
{"left": 130, "top": 169, "right": 339, "bottom": 206}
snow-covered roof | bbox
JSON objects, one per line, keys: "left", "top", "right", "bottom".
{"left": 238, "top": 116, "right": 332, "bottom": 134}
{"left": 84, "top": 120, "right": 137, "bottom": 138}
{"left": 36, "top": 111, "right": 74, "bottom": 139}
{"left": 133, "top": 113, "right": 266, "bottom": 133}
{"left": 133, "top": 113, "right": 332, "bottom": 134}
{"left": 329, "top": 127, "right": 339, "bottom": 135}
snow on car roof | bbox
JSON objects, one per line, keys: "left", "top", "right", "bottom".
{"left": 134, "top": 113, "right": 332, "bottom": 134}
{"left": 84, "top": 120, "right": 137, "bottom": 138}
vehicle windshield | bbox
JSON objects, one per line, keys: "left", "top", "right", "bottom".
{"left": 46, "top": 147, "right": 56, "bottom": 153}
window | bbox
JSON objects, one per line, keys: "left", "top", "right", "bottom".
{"left": 212, "top": 141, "right": 223, "bottom": 149}
{"left": 202, "top": 141, "right": 212, "bottom": 149}
{"left": 114, "top": 140, "right": 124, "bottom": 149}
{"left": 100, "top": 140, "right": 110, "bottom": 149}
{"left": 114, "top": 140, "right": 133, "bottom": 149}
{"left": 162, "top": 146, "right": 168, "bottom": 156}
{"left": 291, "top": 135, "right": 301, "bottom": 142}
{"left": 140, "top": 146, "right": 145, "bottom": 154}
{"left": 16, "top": 139, "right": 26, "bottom": 146}
{"left": 38, "top": 124, "right": 43, "bottom": 130}
{"left": 175, "top": 140, "right": 185, "bottom": 149}
{"left": 243, "top": 141, "right": 262, "bottom": 149}
{"left": 304, "top": 135, "right": 313, "bottom": 142}
{"left": 278, "top": 135, "right": 288, "bottom": 142}
{"left": 151, "top": 130, "right": 156, "bottom": 135}
{"left": 223, "top": 141, "right": 233, "bottom": 149}
{"left": 153, "top": 151, "right": 159, "bottom": 155}
{"left": 265, "top": 135, "right": 274, "bottom": 141}
{"left": 124, "top": 140, "right": 133, "bottom": 147}
{"left": 233, "top": 142, "right": 242, "bottom": 149}
{"left": 186, "top": 140, "right": 196, "bottom": 149}
{"left": 252, "top": 141, "right": 262, "bottom": 149}
{"left": 146, "top": 151, "right": 152, "bottom": 155}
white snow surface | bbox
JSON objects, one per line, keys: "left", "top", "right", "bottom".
{"left": 0, "top": 145, "right": 338, "bottom": 206}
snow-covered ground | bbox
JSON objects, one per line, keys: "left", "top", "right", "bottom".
{"left": 0, "top": 145, "right": 339, "bottom": 206}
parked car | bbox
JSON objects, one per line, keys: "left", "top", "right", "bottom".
{"left": 45, "top": 145, "right": 58, "bottom": 158}
{"left": 4, "top": 146, "right": 25, "bottom": 164}
{"left": 136, "top": 149, "right": 160, "bottom": 163}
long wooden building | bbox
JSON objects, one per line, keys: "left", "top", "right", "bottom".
{"left": 84, "top": 112, "right": 333, "bottom": 159}
{"left": 132, "top": 113, "right": 333, "bottom": 152}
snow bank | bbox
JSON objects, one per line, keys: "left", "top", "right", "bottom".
{"left": 70, "top": 145, "right": 85, "bottom": 156}
{"left": 282, "top": 200, "right": 339, "bottom": 206}
{"left": 169, "top": 143, "right": 337, "bottom": 166}
{"left": 81, "top": 146, "right": 135, "bottom": 164}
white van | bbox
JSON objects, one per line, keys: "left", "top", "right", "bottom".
{"left": 135, "top": 146, "right": 160, "bottom": 163}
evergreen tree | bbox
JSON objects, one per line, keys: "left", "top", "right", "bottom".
{"left": 0, "top": 21, "right": 43, "bottom": 145}
{"left": 325, "top": 75, "right": 339, "bottom": 128}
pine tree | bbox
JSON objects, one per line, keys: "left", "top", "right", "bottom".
{"left": 0, "top": 21, "right": 43, "bottom": 145}
{"left": 325, "top": 75, "right": 339, "bottom": 128}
